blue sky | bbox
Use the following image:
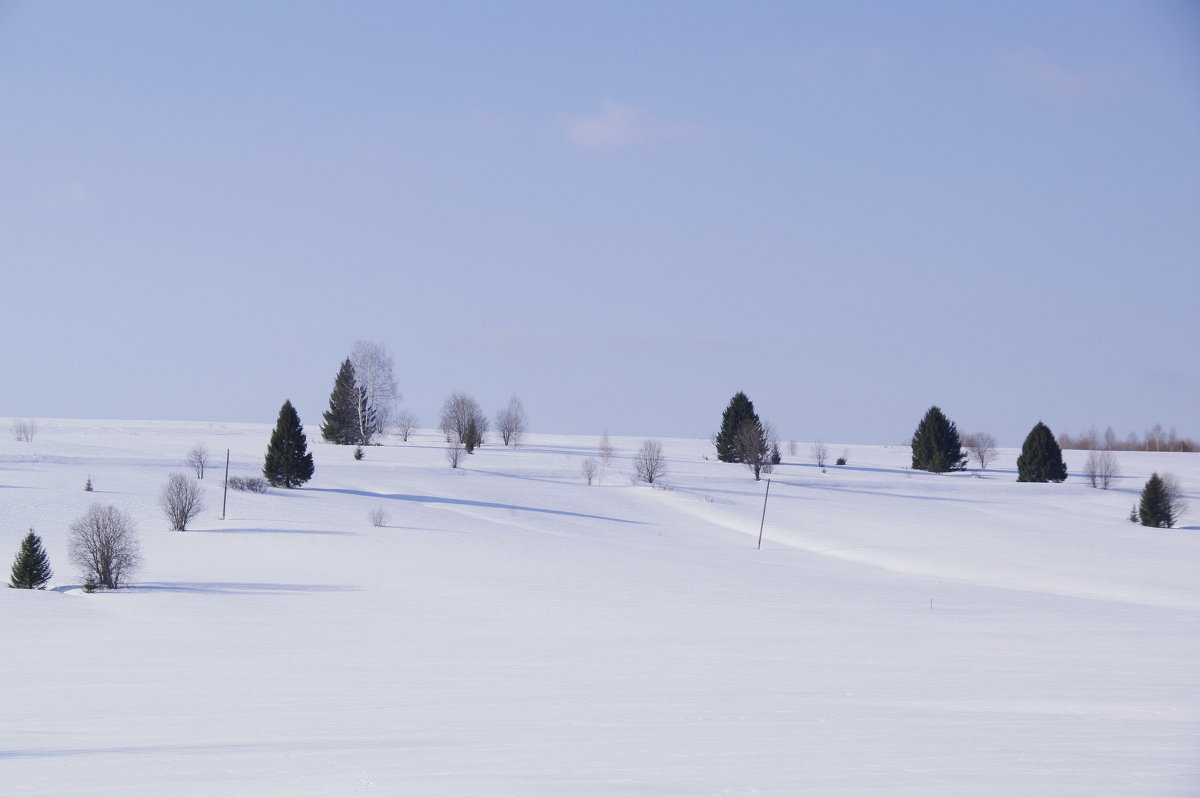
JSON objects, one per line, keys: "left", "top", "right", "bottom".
{"left": 2, "top": 1, "right": 1197, "bottom": 445}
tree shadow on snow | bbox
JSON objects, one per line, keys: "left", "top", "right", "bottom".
{"left": 129, "top": 582, "right": 360, "bottom": 594}
{"left": 306, "top": 487, "right": 644, "bottom": 525}
{"left": 202, "top": 526, "right": 361, "bottom": 536}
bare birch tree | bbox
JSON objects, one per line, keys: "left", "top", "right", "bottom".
{"left": 350, "top": 339, "right": 399, "bottom": 444}
{"left": 1082, "top": 449, "right": 1120, "bottom": 489}
{"left": 810, "top": 441, "right": 829, "bottom": 469}
{"left": 582, "top": 457, "right": 599, "bottom": 486}
{"left": 11, "top": 418, "right": 37, "bottom": 443}
{"left": 394, "top": 409, "right": 417, "bottom": 442}
{"left": 599, "top": 430, "right": 615, "bottom": 465}
{"left": 187, "top": 441, "right": 210, "bottom": 479}
{"left": 962, "top": 432, "right": 998, "bottom": 471}
{"left": 496, "top": 395, "right": 528, "bottom": 448}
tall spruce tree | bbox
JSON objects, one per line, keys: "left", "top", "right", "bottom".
{"left": 910, "top": 406, "right": 967, "bottom": 473}
{"left": 320, "top": 358, "right": 363, "bottom": 446}
{"left": 10, "top": 529, "right": 52, "bottom": 589}
{"left": 263, "top": 400, "right": 315, "bottom": 488}
{"left": 715, "top": 392, "right": 758, "bottom": 463}
{"left": 1016, "top": 421, "right": 1068, "bottom": 483}
{"left": 1138, "top": 473, "right": 1176, "bottom": 528}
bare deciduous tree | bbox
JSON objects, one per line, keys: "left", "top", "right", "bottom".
{"left": 11, "top": 418, "right": 37, "bottom": 443}
{"left": 633, "top": 439, "right": 667, "bottom": 484}
{"left": 350, "top": 339, "right": 400, "bottom": 444}
{"left": 962, "top": 432, "right": 998, "bottom": 471}
{"left": 368, "top": 506, "right": 389, "bottom": 527}
{"left": 1082, "top": 449, "right": 1120, "bottom": 489}
{"left": 160, "top": 472, "right": 206, "bottom": 531}
{"left": 394, "top": 409, "right": 417, "bottom": 442}
{"left": 445, "top": 440, "right": 466, "bottom": 468}
{"left": 68, "top": 504, "right": 142, "bottom": 589}
{"left": 599, "top": 430, "right": 615, "bottom": 465}
{"left": 787, "top": 440, "right": 799, "bottom": 457}
{"left": 496, "top": 395, "right": 528, "bottom": 448}
{"left": 440, "top": 392, "right": 488, "bottom": 453}
{"left": 582, "top": 457, "right": 599, "bottom": 486}
{"left": 735, "top": 419, "right": 775, "bottom": 480}
{"left": 187, "top": 441, "right": 210, "bottom": 479}
{"left": 810, "top": 441, "right": 829, "bottom": 469}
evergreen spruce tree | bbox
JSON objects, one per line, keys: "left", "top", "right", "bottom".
{"left": 263, "top": 400, "right": 315, "bottom": 488}
{"left": 9, "top": 529, "right": 52, "bottom": 589}
{"left": 1016, "top": 421, "right": 1068, "bottom": 483}
{"left": 910, "top": 406, "right": 967, "bottom": 473}
{"left": 715, "top": 392, "right": 758, "bottom": 463}
{"left": 1139, "top": 473, "right": 1174, "bottom": 528}
{"left": 320, "top": 358, "right": 363, "bottom": 446}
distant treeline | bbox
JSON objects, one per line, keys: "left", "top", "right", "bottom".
{"left": 1057, "top": 424, "right": 1197, "bottom": 452}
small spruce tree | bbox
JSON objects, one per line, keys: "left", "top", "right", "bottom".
{"left": 10, "top": 529, "right": 53, "bottom": 589}
{"left": 263, "top": 400, "right": 315, "bottom": 488}
{"left": 715, "top": 392, "right": 758, "bottom": 463}
{"left": 321, "top": 358, "right": 363, "bottom": 446}
{"left": 1139, "top": 473, "right": 1176, "bottom": 528}
{"left": 910, "top": 406, "right": 967, "bottom": 473}
{"left": 1016, "top": 421, "right": 1068, "bottom": 483}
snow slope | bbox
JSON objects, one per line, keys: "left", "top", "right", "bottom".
{"left": 2, "top": 419, "right": 1198, "bottom": 796}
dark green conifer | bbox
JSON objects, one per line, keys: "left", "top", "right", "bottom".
{"left": 321, "top": 358, "right": 362, "bottom": 446}
{"left": 263, "top": 400, "right": 315, "bottom": 488}
{"left": 1139, "top": 473, "right": 1175, "bottom": 528}
{"left": 715, "top": 392, "right": 758, "bottom": 463}
{"left": 1016, "top": 421, "right": 1068, "bottom": 483}
{"left": 9, "top": 529, "right": 52, "bottom": 589}
{"left": 910, "top": 406, "right": 967, "bottom": 473}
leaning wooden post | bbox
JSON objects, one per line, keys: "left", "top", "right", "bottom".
{"left": 757, "top": 478, "right": 771, "bottom": 550}
{"left": 221, "top": 448, "right": 230, "bottom": 520}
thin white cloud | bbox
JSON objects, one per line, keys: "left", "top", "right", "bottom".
{"left": 997, "top": 51, "right": 1134, "bottom": 102}
{"left": 563, "top": 101, "right": 690, "bottom": 153}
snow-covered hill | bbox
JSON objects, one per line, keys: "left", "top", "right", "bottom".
{"left": 3, "top": 419, "right": 1198, "bottom": 796}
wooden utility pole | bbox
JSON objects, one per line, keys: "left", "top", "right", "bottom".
{"left": 221, "top": 448, "right": 230, "bottom": 520}
{"left": 757, "top": 478, "right": 771, "bottom": 550}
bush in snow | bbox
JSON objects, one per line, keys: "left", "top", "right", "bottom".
{"left": 228, "top": 476, "right": 269, "bottom": 493}
{"left": 160, "top": 472, "right": 206, "bottom": 531}
{"left": 69, "top": 504, "right": 142, "bottom": 589}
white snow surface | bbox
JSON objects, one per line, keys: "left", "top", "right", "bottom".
{"left": 2, "top": 419, "right": 1198, "bottom": 796}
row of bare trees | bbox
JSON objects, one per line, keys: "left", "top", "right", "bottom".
{"left": 1058, "top": 425, "right": 1197, "bottom": 452}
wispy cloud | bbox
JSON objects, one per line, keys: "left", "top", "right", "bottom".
{"left": 562, "top": 101, "right": 691, "bottom": 153}
{"left": 997, "top": 51, "right": 1134, "bottom": 103}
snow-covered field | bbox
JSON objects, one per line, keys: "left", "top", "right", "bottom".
{"left": 3, "top": 418, "right": 1198, "bottom": 796}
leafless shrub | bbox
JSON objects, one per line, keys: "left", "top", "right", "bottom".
{"left": 160, "top": 472, "right": 206, "bottom": 531}
{"left": 187, "top": 441, "right": 210, "bottom": 479}
{"left": 394, "top": 409, "right": 417, "bottom": 442}
{"left": 962, "top": 432, "right": 998, "bottom": 470}
{"left": 446, "top": 440, "right": 466, "bottom": 468}
{"left": 496, "top": 395, "right": 528, "bottom": 448}
{"left": 787, "top": 440, "right": 799, "bottom": 457}
{"left": 68, "top": 504, "right": 142, "bottom": 589}
{"left": 633, "top": 439, "right": 667, "bottom": 484}
{"left": 228, "top": 475, "right": 269, "bottom": 493}
{"left": 582, "top": 457, "right": 599, "bottom": 485}
{"left": 599, "top": 430, "right": 615, "bottom": 465}
{"left": 368, "top": 506, "right": 389, "bottom": 527}
{"left": 1082, "top": 449, "right": 1121, "bottom": 489}
{"left": 810, "top": 441, "right": 829, "bottom": 469}
{"left": 11, "top": 418, "right": 37, "bottom": 442}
